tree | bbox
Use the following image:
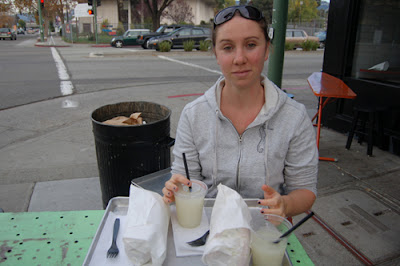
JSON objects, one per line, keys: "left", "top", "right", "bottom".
{"left": 143, "top": 0, "right": 175, "bottom": 31}
{"left": 0, "top": 0, "right": 14, "bottom": 27}
{"left": 249, "top": 0, "right": 274, "bottom": 25}
{"left": 18, "top": 19, "right": 26, "bottom": 29}
{"left": 163, "top": 0, "right": 194, "bottom": 24}
{"left": 214, "top": 0, "right": 236, "bottom": 13}
{"left": 288, "top": 0, "right": 318, "bottom": 24}
{"left": 13, "top": 0, "right": 65, "bottom": 37}
{"left": 129, "top": 0, "right": 153, "bottom": 25}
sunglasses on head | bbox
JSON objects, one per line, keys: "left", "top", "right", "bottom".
{"left": 214, "top": 5, "right": 264, "bottom": 29}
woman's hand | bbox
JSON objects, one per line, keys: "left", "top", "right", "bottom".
{"left": 162, "top": 173, "right": 191, "bottom": 204}
{"left": 258, "top": 185, "right": 316, "bottom": 218}
{"left": 258, "top": 185, "right": 288, "bottom": 217}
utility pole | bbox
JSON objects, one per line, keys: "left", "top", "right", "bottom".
{"left": 267, "top": 0, "right": 289, "bottom": 88}
{"left": 93, "top": 0, "right": 98, "bottom": 44}
{"left": 38, "top": 0, "right": 44, "bottom": 42}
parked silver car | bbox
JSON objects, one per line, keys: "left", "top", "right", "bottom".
{"left": 285, "top": 29, "right": 318, "bottom": 49}
{"left": 0, "top": 28, "right": 17, "bottom": 40}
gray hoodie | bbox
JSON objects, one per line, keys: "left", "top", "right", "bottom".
{"left": 171, "top": 76, "right": 318, "bottom": 199}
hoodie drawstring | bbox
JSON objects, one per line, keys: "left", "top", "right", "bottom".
{"left": 263, "top": 122, "right": 270, "bottom": 187}
{"left": 212, "top": 109, "right": 219, "bottom": 189}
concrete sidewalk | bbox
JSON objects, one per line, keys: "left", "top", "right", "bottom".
{"left": 34, "top": 34, "right": 109, "bottom": 48}
{"left": 0, "top": 40, "right": 399, "bottom": 265}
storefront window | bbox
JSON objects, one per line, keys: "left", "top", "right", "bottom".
{"left": 351, "top": 0, "right": 400, "bottom": 85}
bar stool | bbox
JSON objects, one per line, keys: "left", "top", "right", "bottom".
{"left": 346, "top": 102, "right": 387, "bottom": 156}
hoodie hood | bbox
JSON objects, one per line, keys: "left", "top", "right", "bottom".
{"left": 204, "top": 75, "right": 288, "bottom": 126}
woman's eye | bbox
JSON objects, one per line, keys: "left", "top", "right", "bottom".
{"left": 248, "top": 43, "right": 256, "bottom": 48}
{"left": 223, "top": 46, "right": 232, "bottom": 51}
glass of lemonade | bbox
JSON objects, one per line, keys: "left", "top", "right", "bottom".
{"left": 251, "top": 214, "right": 292, "bottom": 266}
{"left": 174, "top": 179, "right": 208, "bottom": 228}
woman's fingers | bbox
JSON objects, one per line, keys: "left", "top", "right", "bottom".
{"left": 262, "top": 184, "right": 277, "bottom": 197}
{"left": 162, "top": 173, "right": 191, "bottom": 204}
{"left": 162, "top": 187, "right": 175, "bottom": 204}
{"left": 260, "top": 207, "right": 283, "bottom": 216}
{"left": 259, "top": 185, "right": 285, "bottom": 216}
{"left": 258, "top": 197, "right": 279, "bottom": 207}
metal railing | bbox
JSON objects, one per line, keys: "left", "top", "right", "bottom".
{"left": 61, "top": 21, "right": 153, "bottom": 43}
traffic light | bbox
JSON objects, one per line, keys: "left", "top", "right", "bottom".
{"left": 40, "top": 0, "right": 44, "bottom": 9}
{"left": 88, "top": 9, "right": 93, "bottom": 15}
{"left": 88, "top": 0, "right": 101, "bottom": 7}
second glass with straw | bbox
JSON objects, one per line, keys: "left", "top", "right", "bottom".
{"left": 174, "top": 153, "right": 208, "bottom": 228}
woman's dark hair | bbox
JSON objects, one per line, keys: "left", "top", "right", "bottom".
{"left": 212, "top": 8, "right": 270, "bottom": 49}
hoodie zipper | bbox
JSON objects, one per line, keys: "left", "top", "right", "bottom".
{"left": 218, "top": 112, "right": 247, "bottom": 194}
{"left": 236, "top": 134, "right": 243, "bottom": 192}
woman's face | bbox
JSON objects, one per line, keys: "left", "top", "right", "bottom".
{"left": 214, "top": 15, "right": 269, "bottom": 90}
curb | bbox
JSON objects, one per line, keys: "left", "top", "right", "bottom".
{"left": 91, "top": 44, "right": 111, "bottom": 47}
{"left": 35, "top": 43, "right": 71, "bottom": 47}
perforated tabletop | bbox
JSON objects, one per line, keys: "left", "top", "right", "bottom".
{"left": 0, "top": 210, "right": 104, "bottom": 265}
{"left": 1, "top": 209, "right": 313, "bottom": 265}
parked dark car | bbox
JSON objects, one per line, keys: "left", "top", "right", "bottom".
{"left": 314, "top": 31, "right": 326, "bottom": 48}
{"left": 0, "top": 28, "right": 17, "bottom": 40}
{"left": 110, "top": 29, "right": 150, "bottom": 48}
{"left": 148, "top": 27, "right": 211, "bottom": 50}
{"left": 138, "top": 25, "right": 188, "bottom": 49}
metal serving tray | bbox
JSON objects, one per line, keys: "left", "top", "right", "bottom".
{"left": 83, "top": 197, "right": 292, "bottom": 265}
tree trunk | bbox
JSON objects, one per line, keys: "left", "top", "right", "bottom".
{"left": 152, "top": 12, "right": 160, "bottom": 31}
{"left": 44, "top": 20, "right": 49, "bottom": 38}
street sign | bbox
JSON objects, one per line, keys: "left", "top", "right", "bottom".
{"left": 74, "top": 3, "right": 93, "bottom": 17}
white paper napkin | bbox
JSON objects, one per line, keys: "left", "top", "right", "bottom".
{"left": 123, "top": 184, "right": 170, "bottom": 266}
{"left": 202, "top": 184, "right": 252, "bottom": 266}
{"left": 170, "top": 204, "right": 209, "bottom": 257}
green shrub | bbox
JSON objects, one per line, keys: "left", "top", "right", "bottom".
{"left": 87, "top": 33, "right": 95, "bottom": 41}
{"left": 285, "top": 42, "right": 295, "bottom": 50}
{"left": 97, "top": 34, "right": 114, "bottom": 43}
{"left": 183, "top": 40, "right": 195, "bottom": 51}
{"left": 101, "top": 19, "right": 109, "bottom": 29}
{"left": 302, "top": 40, "right": 319, "bottom": 51}
{"left": 159, "top": 41, "right": 171, "bottom": 52}
{"left": 116, "top": 22, "right": 125, "bottom": 36}
{"left": 199, "top": 40, "right": 210, "bottom": 51}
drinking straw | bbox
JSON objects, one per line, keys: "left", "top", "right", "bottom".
{"left": 182, "top": 153, "right": 192, "bottom": 192}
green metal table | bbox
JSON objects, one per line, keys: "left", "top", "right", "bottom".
{"left": 0, "top": 210, "right": 104, "bottom": 265}
{"left": 1, "top": 209, "right": 313, "bottom": 265}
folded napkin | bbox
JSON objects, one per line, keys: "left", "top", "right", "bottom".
{"left": 170, "top": 204, "right": 209, "bottom": 257}
{"left": 122, "top": 184, "right": 170, "bottom": 266}
{"left": 202, "top": 184, "right": 252, "bottom": 266}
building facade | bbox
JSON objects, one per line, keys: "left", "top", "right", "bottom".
{"left": 322, "top": 0, "right": 400, "bottom": 155}
{"left": 78, "top": 0, "right": 215, "bottom": 31}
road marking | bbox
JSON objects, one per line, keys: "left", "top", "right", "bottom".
{"left": 50, "top": 47, "right": 74, "bottom": 95}
{"left": 157, "top": 55, "right": 222, "bottom": 75}
{"left": 60, "top": 81, "right": 73, "bottom": 95}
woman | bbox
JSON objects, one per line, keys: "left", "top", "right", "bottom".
{"left": 162, "top": 5, "right": 318, "bottom": 218}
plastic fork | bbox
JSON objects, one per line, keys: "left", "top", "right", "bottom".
{"left": 187, "top": 230, "right": 210, "bottom": 247}
{"left": 107, "top": 218, "right": 120, "bottom": 258}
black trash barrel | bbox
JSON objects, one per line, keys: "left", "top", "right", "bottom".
{"left": 91, "top": 102, "right": 174, "bottom": 208}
